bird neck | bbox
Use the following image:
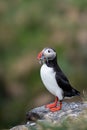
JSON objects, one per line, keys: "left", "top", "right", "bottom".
{"left": 46, "top": 57, "right": 57, "bottom": 67}
{"left": 45, "top": 56, "right": 62, "bottom": 72}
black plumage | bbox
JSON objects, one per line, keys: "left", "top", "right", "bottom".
{"left": 46, "top": 56, "right": 80, "bottom": 98}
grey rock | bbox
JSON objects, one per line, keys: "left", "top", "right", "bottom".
{"left": 10, "top": 101, "right": 87, "bottom": 130}
{"left": 26, "top": 101, "right": 87, "bottom": 125}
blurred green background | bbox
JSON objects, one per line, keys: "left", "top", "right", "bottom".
{"left": 0, "top": 0, "right": 87, "bottom": 129}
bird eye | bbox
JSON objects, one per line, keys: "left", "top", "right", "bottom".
{"left": 48, "top": 50, "right": 50, "bottom": 53}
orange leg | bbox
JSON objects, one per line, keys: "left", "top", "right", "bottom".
{"left": 50, "top": 101, "right": 62, "bottom": 112}
{"left": 45, "top": 97, "right": 58, "bottom": 109}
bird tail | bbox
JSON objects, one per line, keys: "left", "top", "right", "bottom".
{"left": 72, "top": 88, "right": 80, "bottom": 96}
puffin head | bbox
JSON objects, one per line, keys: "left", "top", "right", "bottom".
{"left": 37, "top": 47, "right": 56, "bottom": 64}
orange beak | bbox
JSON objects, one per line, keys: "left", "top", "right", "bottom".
{"left": 37, "top": 51, "right": 43, "bottom": 60}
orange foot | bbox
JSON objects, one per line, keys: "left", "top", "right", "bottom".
{"left": 50, "top": 102, "right": 62, "bottom": 112}
{"left": 45, "top": 102, "right": 56, "bottom": 109}
{"left": 45, "top": 97, "right": 58, "bottom": 109}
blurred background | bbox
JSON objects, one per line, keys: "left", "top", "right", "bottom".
{"left": 0, "top": 0, "right": 87, "bottom": 129}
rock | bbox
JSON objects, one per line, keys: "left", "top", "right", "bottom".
{"left": 26, "top": 101, "right": 87, "bottom": 123}
{"left": 10, "top": 101, "right": 87, "bottom": 130}
{"left": 10, "top": 125, "right": 28, "bottom": 130}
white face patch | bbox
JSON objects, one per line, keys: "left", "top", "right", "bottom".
{"left": 42, "top": 48, "right": 56, "bottom": 61}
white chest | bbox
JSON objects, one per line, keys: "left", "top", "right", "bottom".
{"left": 40, "top": 64, "right": 63, "bottom": 100}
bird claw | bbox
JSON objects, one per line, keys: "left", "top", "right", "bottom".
{"left": 49, "top": 102, "right": 62, "bottom": 112}
{"left": 45, "top": 97, "right": 58, "bottom": 109}
{"left": 50, "top": 106, "right": 61, "bottom": 112}
{"left": 45, "top": 103, "right": 56, "bottom": 109}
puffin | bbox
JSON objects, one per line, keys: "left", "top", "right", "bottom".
{"left": 37, "top": 47, "right": 80, "bottom": 112}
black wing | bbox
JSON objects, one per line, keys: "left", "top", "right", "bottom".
{"left": 55, "top": 72, "right": 80, "bottom": 97}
